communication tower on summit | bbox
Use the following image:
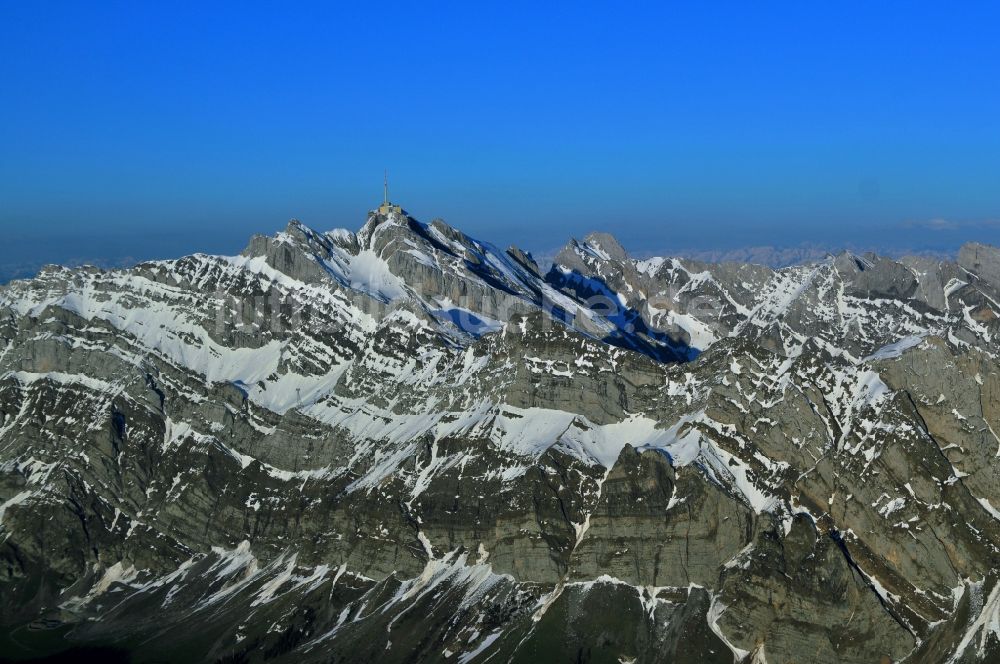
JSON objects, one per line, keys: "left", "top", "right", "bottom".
{"left": 378, "top": 170, "right": 402, "bottom": 215}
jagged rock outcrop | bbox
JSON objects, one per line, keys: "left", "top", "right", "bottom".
{"left": 2, "top": 206, "right": 1000, "bottom": 662}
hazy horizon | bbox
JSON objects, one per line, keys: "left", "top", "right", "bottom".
{"left": 3, "top": 3, "right": 999, "bottom": 278}
{"left": 0, "top": 207, "right": 975, "bottom": 284}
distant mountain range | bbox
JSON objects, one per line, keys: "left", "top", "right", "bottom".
{"left": 0, "top": 256, "right": 140, "bottom": 285}
{"left": 661, "top": 243, "right": 952, "bottom": 268}
{"left": 529, "top": 242, "right": 954, "bottom": 273}
{"left": 0, "top": 239, "right": 956, "bottom": 285}
{"left": 2, "top": 205, "right": 1000, "bottom": 662}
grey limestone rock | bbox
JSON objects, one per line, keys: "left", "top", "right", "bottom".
{"left": 2, "top": 209, "right": 1000, "bottom": 662}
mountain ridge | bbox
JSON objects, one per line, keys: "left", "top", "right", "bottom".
{"left": 2, "top": 207, "right": 1000, "bottom": 662}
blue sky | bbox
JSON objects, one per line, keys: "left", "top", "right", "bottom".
{"left": 2, "top": 2, "right": 999, "bottom": 278}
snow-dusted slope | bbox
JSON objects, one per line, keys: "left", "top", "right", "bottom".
{"left": 2, "top": 207, "right": 1000, "bottom": 663}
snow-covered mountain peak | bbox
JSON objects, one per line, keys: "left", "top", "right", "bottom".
{"left": 5, "top": 212, "right": 1000, "bottom": 661}
{"left": 581, "top": 231, "right": 629, "bottom": 262}
{"left": 355, "top": 206, "right": 414, "bottom": 251}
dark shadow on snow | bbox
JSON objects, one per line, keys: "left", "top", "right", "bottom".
{"left": 544, "top": 266, "right": 699, "bottom": 363}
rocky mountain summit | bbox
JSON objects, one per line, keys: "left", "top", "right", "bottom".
{"left": 2, "top": 205, "right": 1000, "bottom": 663}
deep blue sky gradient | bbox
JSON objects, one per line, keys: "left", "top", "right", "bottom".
{"left": 2, "top": 2, "right": 999, "bottom": 277}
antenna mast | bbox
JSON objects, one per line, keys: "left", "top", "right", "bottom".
{"left": 383, "top": 170, "right": 389, "bottom": 206}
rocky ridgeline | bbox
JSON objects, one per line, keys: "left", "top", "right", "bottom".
{"left": 1, "top": 207, "right": 1000, "bottom": 663}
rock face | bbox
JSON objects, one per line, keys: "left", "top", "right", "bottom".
{"left": 1, "top": 206, "right": 1000, "bottom": 663}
